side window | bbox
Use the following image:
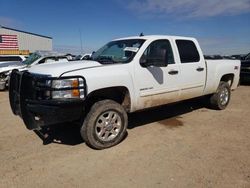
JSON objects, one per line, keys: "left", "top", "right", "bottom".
{"left": 82, "top": 55, "right": 90, "bottom": 60}
{"left": 140, "top": 40, "right": 174, "bottom": 67}
{"left": 0, "top": 56, "right": 22, "bottom": 62}
{"left": 176, "top": 40, "right": 200, "bottom": 63}
{"left": 12, "top": 56, "right": 22, "bottom": 61}
{"left": 0, "top": 57, "right": 10, "bottom": 61}
{"left": 38, "top": 58, "right": 45, "bottom": 64}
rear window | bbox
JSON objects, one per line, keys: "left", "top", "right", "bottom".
{"left": 0, "top": 56, "right": 22, "bottom": 62}
{"left": 176, "top": 40, "right": 200, "bottom": 63}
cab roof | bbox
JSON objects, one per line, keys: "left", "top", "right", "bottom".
{"left": 113, "top": 35, "right": 196, "bottom": 41}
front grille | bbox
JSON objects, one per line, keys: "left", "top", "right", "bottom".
{"left": 9, "top": 70, "right": 36, "bottom": 116}
{"left": 9, "top": 70, "right": 87, "bottom": 115}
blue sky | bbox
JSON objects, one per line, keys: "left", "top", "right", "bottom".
{"left": 0, "top": 0, "right": 249, "bottom": 55}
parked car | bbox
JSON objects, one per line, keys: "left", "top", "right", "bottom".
{"left": 231, "top": 54, "right": 246, "bottom": 60}
{"left": 65, "top": 53, "right": 77, "bottom": 60}
{"left": 0, "top": 55, "right": 27, "bottom": 64}
{"left": 240, "top": 53, "right": 250, "bottom": 82}
{"left": 204, "top": 55, "right": 223, "bottom": 59}
{"left": 0, "top": 51, "right": 68, "bottom": 90}
{"left": 9, "top": 35, "right": 240, "bottom": 149}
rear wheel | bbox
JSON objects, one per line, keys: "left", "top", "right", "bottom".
{"left": 209, "top": 81, "right": 231, "bottom": 110}
{"left": 81, "top": 100, "right": 128, "bottom": 149}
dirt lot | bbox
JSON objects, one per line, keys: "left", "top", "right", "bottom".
{"left": 0, "top": 86, "right": 250, "bottom": 188}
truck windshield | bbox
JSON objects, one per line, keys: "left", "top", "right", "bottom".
{"left": 22, "top": 53, "right": 41, "bottom": 65}
{"left": 92, "top": 39, "right": 145, "bottom": 64}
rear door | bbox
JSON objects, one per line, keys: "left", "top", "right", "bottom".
{"left": 175, "top": 39, "right": 206, "bottom": 99}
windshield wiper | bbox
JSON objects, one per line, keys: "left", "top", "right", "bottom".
{"left": 95, "top": 56, "right": 118, "bottom": 64}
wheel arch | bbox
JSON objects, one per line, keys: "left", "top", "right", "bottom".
{"left": 220, "top": 73, "right": 234, "bottom": 87}
{"left": 85, "top": 86, "right": 131, "bottom": 113}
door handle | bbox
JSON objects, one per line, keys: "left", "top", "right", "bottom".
{"left": 168, "top": 70, "right": 179, "bottom": 75}
{"left": 196, "top": 67, "right": 204, "bottom": 72}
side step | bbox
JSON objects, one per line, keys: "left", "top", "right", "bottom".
{"left": 34, "top": 128, "right": 62, "bottom": 145}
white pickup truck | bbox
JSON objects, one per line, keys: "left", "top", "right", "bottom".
{"left": 9, "top": 35, "right": 240, "bottom": 149}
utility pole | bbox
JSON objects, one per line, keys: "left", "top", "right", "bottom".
{"left": 79, "top": 28, "right": 83, "bottom": 53}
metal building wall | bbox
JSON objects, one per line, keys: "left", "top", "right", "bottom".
{"left": 0, "top": 27, "right": 52, "bottom": 52}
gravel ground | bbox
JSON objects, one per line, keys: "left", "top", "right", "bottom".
{"left": 0, "top": 86, "right": 249, "bottom": 188}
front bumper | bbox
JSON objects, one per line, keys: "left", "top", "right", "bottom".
{"left": 9, "top": 70, "right": 86, "bottom": 130}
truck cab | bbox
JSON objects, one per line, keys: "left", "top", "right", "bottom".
{"left": 131, "top": 36, "right": 207, "bottom": 110}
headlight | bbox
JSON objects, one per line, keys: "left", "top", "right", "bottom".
{"left": 49, "top": 78, "right": 85, "bottom": 99}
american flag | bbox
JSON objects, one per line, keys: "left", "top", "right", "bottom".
{"left": 0, "top": 34, "right": 19, "bottom": 49}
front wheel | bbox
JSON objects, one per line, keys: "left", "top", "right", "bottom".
{"left": 81, "top": 100, "right": 128, "bottom": 149}
{"left": 209, "top": 81, "right": 231, "bottom": 110}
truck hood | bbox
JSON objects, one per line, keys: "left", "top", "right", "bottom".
{"left": 28, "top": 60, "right": 103, "bottom": 76}
{"left": 0, "top": 62, "right": 26, "bottom": 73}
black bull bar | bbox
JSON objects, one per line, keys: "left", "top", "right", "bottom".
{"left": 9, "top": 70, "right": 85, "bottom": 130}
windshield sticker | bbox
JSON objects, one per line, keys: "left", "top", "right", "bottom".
{"left": 124, "top": 47, "right": 139, "bottom": 53}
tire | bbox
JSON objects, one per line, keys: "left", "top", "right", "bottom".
{"left": 81, "top": 100, "right": 128, "bottom": 149}
{"left": 210, "top": 81, "right": 231, "bottom": 110}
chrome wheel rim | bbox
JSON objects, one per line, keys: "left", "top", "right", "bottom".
{"left": 95, "top": 111, "right": 122, "bottom": 141}
{"left": 220, "top": 87, "right": 229, "bottom": 106}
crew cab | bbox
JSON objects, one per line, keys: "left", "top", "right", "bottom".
{"left": 9, "top": 35, "right": 240, "bottom": 149}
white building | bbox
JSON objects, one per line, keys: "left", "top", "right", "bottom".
{"left": 0, "top": 25, "right": 52, "bottom": 54}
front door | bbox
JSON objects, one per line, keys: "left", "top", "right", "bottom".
{"left": 134, "top": 39, "right": 181, "bottom": 110}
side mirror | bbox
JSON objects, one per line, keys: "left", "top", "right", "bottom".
{"left": 140, "top": 56, "right": 152, "bottom": 67}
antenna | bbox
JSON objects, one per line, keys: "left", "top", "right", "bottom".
{"left": 79, "top": 28, "right": 83, "bottom": 53}
{"left": 139, "top": 32, "right": 144, "bottom": 37}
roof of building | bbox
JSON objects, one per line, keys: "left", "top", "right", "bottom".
{"left": 0, "top": 25, "right": 52, "bottom": 39}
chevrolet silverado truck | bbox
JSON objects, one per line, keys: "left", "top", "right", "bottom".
{"left": 9, "top": 35, "right": 240, "bottom": 149}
